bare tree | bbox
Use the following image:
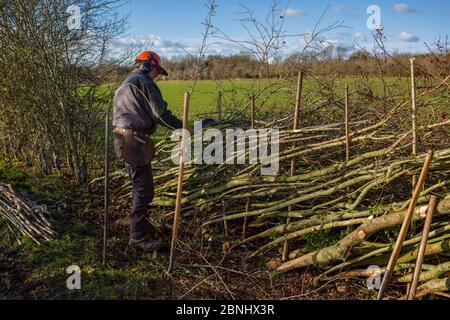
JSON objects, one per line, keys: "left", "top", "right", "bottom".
{"left": 209, "top": 1, "right": 345, "bottom": 121}
{"left": 0, "top": 0, "right": 128, "bottom": 184}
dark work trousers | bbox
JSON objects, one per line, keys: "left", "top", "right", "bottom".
{"left": 126, "top": 163, "right": 155, "bottom": 240}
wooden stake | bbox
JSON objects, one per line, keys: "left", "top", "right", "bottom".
{"left": 377, "top": 149, "right": 434, "bottom": 300}
{"left": 410, "top": 58, "right": 418, "bottom": 161}
{"left": 344, "top": 84, "right": 350, "bottom": 164}
{"left": 251, "top": 95, "right": 255, "bottom": 129}
{"left": 243, "top": 96, "right": 257, "bottom": 239}
{"left": 223, "top": 199, "right": 229, "bottom": 237}
{"left": 242, "top": 196, "right": 251, "bottom": 239}
{"left": 168, "top": 92, "right": 190, "bottom": 274}
{"left": 217, "top": 91, "right": 222, "bottom": 120}
{"left": 410, "top": 58, "right": 418, "bottom": 235}
{"left": 102, "top": 112, "right": 109, "bottom": 266}
{"left": 293, "top": 71, "right": 303, "bottom": 130}
{"left": 282, "top": 71, "right": 303, "bottom": 262}
{"left": 407, "top": 196, "right": 437, "bottom": 300}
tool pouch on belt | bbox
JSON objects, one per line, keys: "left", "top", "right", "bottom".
{"left": 113, "top": 129, "right": 155, "bottom": 167}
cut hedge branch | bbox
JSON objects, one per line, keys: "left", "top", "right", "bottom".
{"left": 277, "top": 197, "right": 450, "bottom": 272}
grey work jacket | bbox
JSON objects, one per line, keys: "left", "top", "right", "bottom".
{"left": 113, "top": 70, "right": 183, "bottom": 134}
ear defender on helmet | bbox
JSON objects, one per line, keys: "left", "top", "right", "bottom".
{"left": 142, "top": 54, "right": 154, "bottom": 73}
{"left": 135, "top": 51, "right": 169, "bottom": 76}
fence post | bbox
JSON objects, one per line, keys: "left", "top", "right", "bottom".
{"left": 410, "top": 58, "right": 418, "bottom": 188}
{"left": 282, "top": 71, "right": 303, "bottom": 262}
{"left": 243, "top": 95, "right": 257, "bottom": 239}
{"left": 378, "top": 150, "right": 434, "bottom": 300}
{"left": 168, "top": 92, "right": 190, "bottom": 274}
{"left": 407, "top": 196, "right": 437, "bottom": 300}
{"left": 251, "top": 95, "right": 255, "bottom": 129}
{"left": 293, "top": 71, "right": 303, "bottom": 130}
{"left": 410, "top": 58, "right": 418, "bottom": 237}
{"left": 103, "top": 111, "right": 109, "bottom": 266}
{"left": 217, "top": 91, "right": 222, "bottom": 120}
{"left": 345, "top": 84, "right": 350, "bottom": 164}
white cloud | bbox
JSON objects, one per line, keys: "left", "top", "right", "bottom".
{"left": 331, "top": 4, "right": 351, "bottom": 15}
{"left": 282, "top": 8, "right": 305, "bottom": 17}
{"left": 322, "top": 39, "right": 340, "bottom": 48}
{"left": 353, "top": 32, "right": 367, "bottom": 42}
{"left": 113, "top": 34, "right": 201, "bottom": 55}
{"left": 298, "top": 32, "right": 335, "bottom": 50}
{"left": 332, "top": 5, "right": 348, "bottom": 13}
{"left": 393, "top": 4, "right": 416, "bottom": 13}
{"left": 397, "top": 32, "right": 420, "bottom": 42}
{"left": 111, "top": 30, "right": 423, "bottom": 60}
{"left": 112, "top": 34, "right": 246, "bottom": 58}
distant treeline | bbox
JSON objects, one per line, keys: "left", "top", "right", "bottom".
{"left": 105, "top": 49, "right": 448, "bottom": 82}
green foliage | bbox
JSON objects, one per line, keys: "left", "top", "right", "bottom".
{"left": 10, "top": 220, "right": 166, "bottom": 299}
{"left": 298, "top": 228, "right": 348, "bottom": 252}
{"left": 0, "top": 218, "right": 14, "bottom": 248}
{"left": 0, "top": 189, "right": 172, "bottom": 300}
{"left": 21, "top": 223, "right": 96, "bottom": 270}
{"left": 383, "top": 226, "right": 401, "bottom": 244}
{"left": 0, "top": 162, "right": 26, "bottom": 183}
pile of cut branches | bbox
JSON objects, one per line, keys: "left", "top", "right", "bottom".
{"left": 99, "top": 75, "right": 450, "bottom": 298}
{"left": 0, "top": 182, "right": 55, "bottom": 244}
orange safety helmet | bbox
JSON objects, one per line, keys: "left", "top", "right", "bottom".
{"left": 135, "top": 51, "right": 168, "bottom": 76}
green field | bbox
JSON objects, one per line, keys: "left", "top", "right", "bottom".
{"left": 111, "top": 77, "right": 412, "bottom": 142}
{"left": 147, "top": 77, "right": 413, "bottom": 117}
{"left": 100, "top": 77, "right": 422, "bottom": 143}
{"left": 157, "top": 79, "right": 294, "bottom": 116}
{"left": 101, "top": 77, "right": 414, "bottom": 119}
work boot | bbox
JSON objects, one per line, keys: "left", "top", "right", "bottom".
{"left": 128, "top": 237, "right": 168, "bottom": 253}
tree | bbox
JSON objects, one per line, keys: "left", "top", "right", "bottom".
{"left": 0, "top": 0, "right": 128, "bottom": 184}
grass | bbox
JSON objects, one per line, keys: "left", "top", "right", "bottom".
{"left": 128, "top": 77, "right": 413, "bottom": 143}
{"left": 0, "top": 167, "right": 171, "bottom": 299}
{"left": 100, "top": 77, "right": 412, "bottom": 118}
{"left": 10, "top": 221, "right": 169, "bottom": 299}
{"left": 157, "top": 77, "right": 412, "bottom": 115}
{"left": 2, "top": 76, "right": 446, "bottom": 299}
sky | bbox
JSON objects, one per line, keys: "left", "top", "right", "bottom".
{"left": 114, "top": 0, "right": 450, "bottom": 58}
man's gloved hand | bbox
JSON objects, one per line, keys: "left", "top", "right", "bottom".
{"left": 201, "top": 118, "right": 220, "bottom": 128}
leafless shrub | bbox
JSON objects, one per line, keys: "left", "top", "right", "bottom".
{"left": 0, "top": 0, "right": 129, "bottom": 184}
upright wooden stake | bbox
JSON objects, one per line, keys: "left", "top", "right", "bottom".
{"left": 103, "top": 112, "right": 109, "bottom": 266}
{"left": 242, "top": 197, "right": 251, "bottom": 238}
{"left": 168, "top": 92, "right": 190, "bottom": 274}
{"left": 293, "top": 71, "right": 303, "bottom": 130}
{"left": 344, "top": 84, "right": 350, "bottom": 164}
{"left": 243, "top": 96, "right": 257, "bottom": 239}
{"left": 410, "top": 58, "right": 418, "bottom": 236}
{"left": 282, "top": 71, "right": 303, "bottom": 262}
{"left": 410, "top": 58, "right": 418, "bottom": 186}
{"left": 410, "top": 58, "right": 418, "bottom": 158}
{"left": 377, "top": 150, "right": 434, "bottom": 300}
{"left": 407, "top": 196, "right": 437, "bottom": 300}
{"left": 217, "top": 91, "right": 222, "bottom": 120}
{"left": 223, "top": 200, "right": 229, "bottom": 237}
{"left": 251, "top": 95, "right": 255, "bottom": 129}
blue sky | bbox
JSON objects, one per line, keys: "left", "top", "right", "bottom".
{"left": 115, "top": 0, "right": 450, "bottom": 57}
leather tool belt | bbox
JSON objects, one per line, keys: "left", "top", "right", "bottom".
{"left": 113, "top": 127, "right": 156, "bottom": 167}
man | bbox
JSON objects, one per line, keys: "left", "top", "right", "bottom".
{"left": 113, "top": 51, "right": 185, "bottom": 252}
